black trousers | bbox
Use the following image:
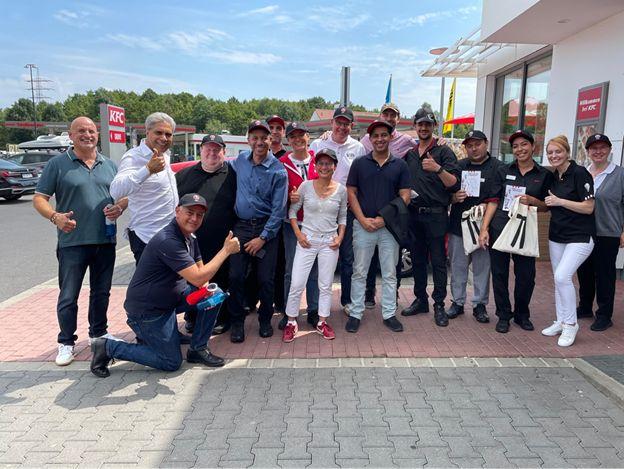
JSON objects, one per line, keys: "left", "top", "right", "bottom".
{"left": 409, "top": 210, "right": 448, "bottom": 304}
{"left": 228, "top": 219, "right": 279, "bottom": 327}
{"left": 489, "top": 228, "right": 535, "bottom": 321}
{"left": 128, "top": 229, "right": 147, "bottom": 266}
{"left": 577, "top": 235, "right": 620, "bottom": 320}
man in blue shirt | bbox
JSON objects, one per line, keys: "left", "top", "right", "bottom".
{"left": 228, "top": 120, "right": 288, "bottom": 343}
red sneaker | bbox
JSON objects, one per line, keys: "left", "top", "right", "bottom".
{"left": 316, "top": 321, "right": 335, "bottom": 340}
{"left": 282, "top": 322, "right": 298, "bottom": 343}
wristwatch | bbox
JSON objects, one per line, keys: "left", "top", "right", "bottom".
{"left": 259, "top": 235, "right": 267, "bottom": 242}
{"left": 436, "top": 166, "right": 444, "bottom": 174}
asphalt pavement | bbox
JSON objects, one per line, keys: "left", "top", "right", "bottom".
{"left": 0, "top": 194, "right": 129, "bottom": 302}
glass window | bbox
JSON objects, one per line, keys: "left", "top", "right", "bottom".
{"left": 493, "top": 67, "right": 523, "bottom": 163}
{"left": 523, "top": 55, "right": 551, "bottom": 159}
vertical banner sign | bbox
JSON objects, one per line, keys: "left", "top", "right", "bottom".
{"left": 572, "top": 82, "right": 609, "bottom": 164}
{"left": 99, "top": 103, "right": 127, "bottom": 164}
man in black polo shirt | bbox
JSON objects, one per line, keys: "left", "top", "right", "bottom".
{"left": 447, "top": 131, "right": 501, "bottom": 324}
{"left": 89, "top": 193, "right": 240, "bottom": 377}
{"left": 402, "top": 108, "right": 459, "bottom": 327}
{"left": 345, "top": 120, "right": 411, "bottom": 333}
{"left": 176, "top": 134, "right": 237, "bottom": 335}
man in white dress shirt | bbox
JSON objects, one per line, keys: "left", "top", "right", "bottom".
{"left": 110, "top": 112, "right": 179, "bottom": 264}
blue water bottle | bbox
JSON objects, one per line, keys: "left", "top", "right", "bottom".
{"left": 104, "top": 204, "right": 116, "bottom": 238}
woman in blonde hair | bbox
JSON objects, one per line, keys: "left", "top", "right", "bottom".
{"left": 542, "top": 135, "right": 595, "bottom": 347}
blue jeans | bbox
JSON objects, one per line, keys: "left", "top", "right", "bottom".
{"left": 283, "top": 222, "right": 319, "bottom": 313}
{"left": 339, "top": 210, "right": 355, "bottom": 306}
{"left": 350, "top": 221, "right": 399, "bottom": 320}
{"left": 107, "top": 300, "right": 220, "bottom": 372}
{"left": 56, "top": 244, "right": 116, "bottom": 345}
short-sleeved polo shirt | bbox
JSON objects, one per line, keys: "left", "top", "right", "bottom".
{"left": 548, "top": 160, "right": 595, "bottom": 243}
{"left": 124, "top": 219, "right": 202, "bottom": 316}
{"left": 346, "top": 153, "right": 411, "bottom": 218}
{"left": 35, "top": 149, "right": 118, "bottom": 248}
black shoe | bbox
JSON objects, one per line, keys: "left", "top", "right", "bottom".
{"left": 513, "top": 317, "right": 534, "bottom": 331}
{"left": 259, "top": 322, "right": 274, "bottom": 338}
{"left": 90, "top": 338, "right": 111, "bottom": 378}
{"left": 401, "top": 298, "right": 429, "bottom": 316}
{"left": 178, "top": 331, "right": 192, "bottom": 344}
{"left": 495, "top": 319, "right": 510, "bottom": 333}
{"left": 576, "top": 306, "right": 594, "bottom": 319}
{"left": 345, "top": 316, "right": 360, "bottom": 333}
{"left": 433, "top": 303, "right": 449, "bottom": 327}
{"left": 472, "top": 304, "right": 490, "bottom": 323}
{"left": 447, "top": 302, "right": 464, "bottom": 319}
{"left": 230, "top": 323, "right": 245, "bottom": 343}
{"left": 212, "top": 322, "right": 230, "bottom": 335}
{"left": 383, "top": 316, "right": 404, "bottom": 332}
{"left": 365, "top": 291, "right": 376, "bottom": 309}
{"left": 590, "top": 317, "right": 613, "bottom": 331}
{"left": 307, "top": 310, "right": 319, "bottom": 327}
{"left": 278, "top": 314, "right": 288, "bottom": 331}
{"left": 187, "top": 348, "right": 225, "bottom": 367}
{"left": 184, "top": 320, "right": 195, "bottom": 334}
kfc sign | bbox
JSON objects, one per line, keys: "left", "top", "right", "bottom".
{"left": 576, "top": 82, "right": 609, "bottom": 122}
{"left": 108, "top": 105, "right": 125, "bottom": 128}
{"left": 109, "top": 130, "right": 126, "bottom": 144}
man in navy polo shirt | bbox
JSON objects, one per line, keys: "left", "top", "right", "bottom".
{"left": 89, "top": 193, "right": 240, "bottom": 377}
{"left": 345, "top": 120, "right": 411, "bottom": 333}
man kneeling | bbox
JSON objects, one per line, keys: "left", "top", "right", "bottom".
{"left": 90, "top": 193, "right": 240, "bottom": 377}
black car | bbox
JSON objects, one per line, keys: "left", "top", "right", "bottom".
{"left": 0, "top": 159, "right": 40, "bottom": 200}
{"left": 7, "top": 150, "right": 61, "bottom": 175}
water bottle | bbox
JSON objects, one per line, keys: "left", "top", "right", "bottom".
{"left": 197, "top": 290, "right": 229, "bottom": 311}
{"left": 104, "top": 204, "right": 116, "bottom": 238}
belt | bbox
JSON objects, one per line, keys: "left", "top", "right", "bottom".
{"left": 415, "top": 206, "right": 446, "bottom": 214}
{"left": 239, "top": 216, "right": 269, "bottom": 225}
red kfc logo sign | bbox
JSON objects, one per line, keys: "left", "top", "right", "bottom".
{"left": 108, "top": 105, "right": 126, "bottom": 127}
{"left": 109, "top": 130, "right": 126, "bottom": 144}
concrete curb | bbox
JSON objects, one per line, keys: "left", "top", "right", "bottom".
{"left": 572, "top": 357, "right": 624, "bottom": 409}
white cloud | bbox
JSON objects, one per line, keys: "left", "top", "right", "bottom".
{"left": 307, "top": 6, "right": 370, "bottom": 32}
{"left": 274, "top": 14, "right": 292, "bottom": 24}
{"left": 52, "top": 4, "right": 105, "bottom": 28}
{"left": 239, "top": 5, "right": 279, "bottom": 16}
{"left": 167, "top": 30, "right": 230, "bottom": 53}
{"left": 106, "top": 34, "right": 164, "bottom": 52}
{"left": 390, "top": 4, "right": 479, "bottom": 30}
{"left": 206, "top": 51, "right": 282, "bottom": 65}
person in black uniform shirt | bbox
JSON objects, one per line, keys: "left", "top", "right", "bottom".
{"left": 447, "top": 131, "right": 501, "bottom": 324}
{"left": 542, "top": 135, "right": 595, "bottom": 347}
{"left": 175, "top": 134, "right": 237, "bottom": 335}
{"left": 479, "top": 130, "right": 554, "bottom": 334}
{"left": 401, "top": 108, "right": 459, "bottom": 327}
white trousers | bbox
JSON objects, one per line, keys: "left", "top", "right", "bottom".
{"left": 549, "top": 239, "right": 594, "bottom": 324}
{"left": 285, "top": 231, "right": 339, "bottom": 319}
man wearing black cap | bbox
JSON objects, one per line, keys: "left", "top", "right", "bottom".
{"left": 447, "top": 131, "right": 501, "bottom": 324}
{"left": 89, "top": 193, "right": 241, "bottom": 377}
{"left": 175, "top": 134, "right": 237, "bottom": 335}
{"left": 310, "top": 107, "right": 367, "bottom": 313}
{"left": 345, "top": 120, "right": 411, "bottom": 333}
{"left": 402, "top": 108, "right": 459, "bottom": 327}
{"left": 228, "top": 120, "right": 288, "bottom": 343}
{"left": 267, "top": 115, "right": 287, "bottom": 158}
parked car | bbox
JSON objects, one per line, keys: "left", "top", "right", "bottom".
{"left": 6, "top": 150, "right": 62, "bottom": 175}
{"left": 171, "top": 160, "right": 198, "bottom": 173}
{"left": 0, "top": 159, "right": 40, "bottom": 200}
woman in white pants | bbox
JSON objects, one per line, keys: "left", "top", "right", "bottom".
{"left": 543, "top": 135, "right": 595, "bottom": 346}
{"left": 283, "top": 149, "right": 347, "bottom": 342}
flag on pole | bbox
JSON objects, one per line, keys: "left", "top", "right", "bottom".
{"left": 385, "top": 75, "right": 392, "bottom": 103}
{"left": 443, "top": 78, "right": 456, "bottom": 134}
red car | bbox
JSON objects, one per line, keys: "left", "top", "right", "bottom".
{"left": 171, "top": 160, "right": 197, "bottom": 173}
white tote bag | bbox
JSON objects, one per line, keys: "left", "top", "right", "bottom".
{"left": 492, "top": 197, "right": 539, "bottom": 257}
{"left": 461, "top": 205, "right": 484, "bottom": 255}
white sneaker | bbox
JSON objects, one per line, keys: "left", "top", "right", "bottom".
{"left": 542, "top": 321, "right": 563, "bottom": 336}
{"left": 55, "top": 345, "right": 75, "bottom": 366}
{"left": 558, "top": 323, "right": 579, "bottom": 347}
{"left": 88, "top": 332, "right": 122, "bottom": 346}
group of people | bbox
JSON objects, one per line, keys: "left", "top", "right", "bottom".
{"left": 32, "top": 103, "right": 623, "bottom": 378}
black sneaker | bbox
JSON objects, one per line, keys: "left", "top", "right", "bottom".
{"left": 278, "top": 314, "right": 288, "bottom": 331}
{"left": 433, "top": 303, "right": 448, "bottom": 327}
{"left": 447, "top": 302, "right": 464, "bottom": 319}
{"left": 230, "top": 323, "right": 245, "bottom": 343}
{"left": 259, "top": 322, "right": 274, "bottom": 338}
{"left": 576, "top": 306, "right": 594, "bottom": 319}
{"left": 307, "top": 310, "right": 319, "bottom": 326}
{"left": 345, "top": 316, "right": 361, "bottom": 333}
{"left": 383, "top": 316, "right": 404, "bottom": 332}
{"left": 90, "top": 338, "right": 111, "bottom": 378}
{"left": 472, "top": 304, "right": 490, "bottom": 323}
{"left": 590, "top": 317, "right": 613, "bottom": 331}
{"left": 365, "top": 291, "right": 376, "bottom": 309}
{"left": 495, "top": 319, "right": 510, "bottom": 333}
{"left": 187, "top": 348, "right": 225, "bottom": 367}
{"left": 513, "top": 317, "right": 534, "bottom": 331}
{"left": 401, "top": 298, "right": 429, "bottom": 316}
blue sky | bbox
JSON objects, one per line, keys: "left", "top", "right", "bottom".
{"left": 1, "top": 0, "right": 482, "bottom": 120}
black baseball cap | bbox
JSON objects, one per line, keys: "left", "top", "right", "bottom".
{"left": 266, "top": 115, "right": 286, "bottom": 127}
{"left": 248, "top": 119, "right": 270, "bottom": 134}
{"left": 178, "top": 193, "right": 208, "bottom": 210}
{"left": 367, "top": 119, "right": 394, "bottom": 135}
{"left": 285, "top": 121, "right": 309, "bottom": 137}
{"left": 333, "top": 106, "right": 354, "bottom": 122}
{"left": 201, "top": 134, "right": 225, "bottom": 148}
{"left": 585, "top": 133, "right": 612, "bottom": 150}
{"left": 315, "top": 148, "right": 338, "bottom": 164}
{"left": 462, "top": 130, "right": 488, "bottom": 145}
{"left": 508, "top": 129, "right": 534, "bottom": 145}
{"left": 414, "top": 108, "right": 436, "bottom": 124}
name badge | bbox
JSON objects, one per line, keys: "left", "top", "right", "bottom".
{"left": 506, "top": 175, "right": 516, "bottom": 180}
